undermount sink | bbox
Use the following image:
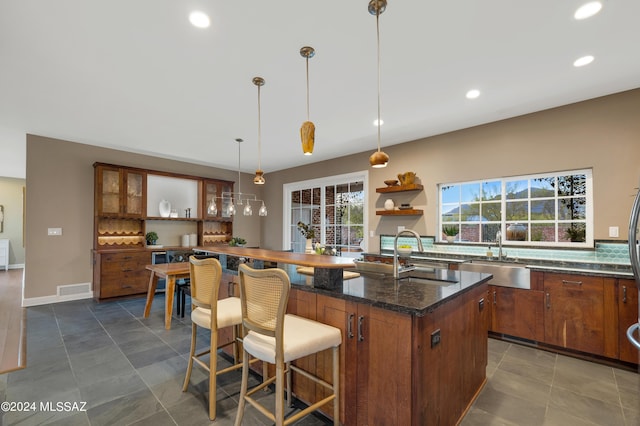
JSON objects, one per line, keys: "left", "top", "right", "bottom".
{"left": 458, "top": 259, "right": 530, "bottom": 289}
{"left": 397, "top": 275, "right": 458, "bottom": 286}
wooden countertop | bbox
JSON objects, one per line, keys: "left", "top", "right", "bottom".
{"left": 194, "top": 246, "right": 355, "bottom": 269}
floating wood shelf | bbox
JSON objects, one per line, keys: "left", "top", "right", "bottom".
{"left": 376, "top": 209, "right": 423, "bottom": 216}
{"left": 376, "top": 184, "right": 423, "bottom": 193}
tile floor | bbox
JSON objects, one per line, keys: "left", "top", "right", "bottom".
{"left": 0, "top": 295, "right": 638, "bottom": 425}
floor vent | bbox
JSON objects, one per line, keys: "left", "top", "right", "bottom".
{"left": 58, "top": 283, "right": 92, "bottom": 297}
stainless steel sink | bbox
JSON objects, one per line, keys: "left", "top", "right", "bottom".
{"left": 458, "top": 260, "right": 530, "bottom": 289}
{"left": 397, "top": 276, "right": 458, "bottom": 286}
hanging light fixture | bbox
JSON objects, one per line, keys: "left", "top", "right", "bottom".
{"left": 368, "top": 0, "right": 390, "bottom": 168}
{"left": 217, "top": 138, "right": 268, "bottom": 217}
{"left": 300, "top": 46, "right": 315, "bottom": 155}
{"left": 253, "top": 77, "right": 266, "bottom": 185}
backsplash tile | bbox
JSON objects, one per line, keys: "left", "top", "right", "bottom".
{"left": 379, "top": 236, "right": 631, "bottom": 265}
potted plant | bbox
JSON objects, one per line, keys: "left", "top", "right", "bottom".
{"left": 145, "top": 231, "right": 158, "bottom": 246}
{"left": 229, "top": 237, "right": 247, "bottom": 247}
{"left": 297, "top": 221, "right": 316, "bottom": 253}
{"left": 442, "top": 225, "right": 459, "bottom": 243}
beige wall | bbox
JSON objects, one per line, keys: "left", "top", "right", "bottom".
{"left": 25, "top": 136, "right": 262, "bottom": 299}
{"left": 0, "top": 177, "right": 26, "bottom": 265}
{"left": 24, "top": 88, "right": 640, "bottom": 299}
{"left": 263, "top": 89, "right": 640, "bottom": 253}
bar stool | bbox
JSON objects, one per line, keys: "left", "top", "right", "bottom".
{"left": 234, "top": 264, "right": 341, "bottom": 426}
{"left": 182, "top": 256, "right": 243, "bottom": 421}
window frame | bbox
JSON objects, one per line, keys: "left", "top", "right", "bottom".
{"left": 283, "top": 171, "right": 369, "bottom": 256}
{"left": 438, "top": 169, "right": 594, "bottom": 247}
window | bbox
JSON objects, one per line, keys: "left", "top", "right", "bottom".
{"left": 284, "top": 172, "right": 368, "bottom": 257}
{"left": 439, "top": 169, "right": 593, "bottom": 246}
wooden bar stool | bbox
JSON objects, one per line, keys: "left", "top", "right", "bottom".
{"left": 234, "top": 264, "right": 341, "bottom": 426}
{"left": 182, "top": 256, "right": 243, "bottom": 421}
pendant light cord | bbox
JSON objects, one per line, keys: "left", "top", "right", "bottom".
{"left": 237, "top": 140, "right": 241, "bottom": 196}
{"left": 257, "top": 84, "right": 262, "bottom": 170}
{"left": 306, "top": 56, "right": 310, "bottom": 121}
{"left": 376, "top": 6, "right": 382, "bottom": 153}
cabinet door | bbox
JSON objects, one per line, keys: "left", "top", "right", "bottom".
{"left": 123, "top": 170, "right": 145, "bottom": 217}
{"left": 618, "top": 279, "right": 640, "bottom": 364}
{"left": 359, "top": 305, "right": 412, "bottom": 426}
{"left": 491, "top": 286, "right": 544, "bottom": 341}
{"left": 96, "top": 166, "right": 122, "bottom": 215}
{"left": 544, "top": 273, "right": 605, "bottom": 355}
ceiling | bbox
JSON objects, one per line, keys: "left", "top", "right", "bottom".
{"left": 1, "top": 1, "right": 639, "bottom": 175}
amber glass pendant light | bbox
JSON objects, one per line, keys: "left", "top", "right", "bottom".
{"left": 300, "top": 46, "right": 315, "bottom": 155}
{"left": 253, "top": 77, "right": 266, "bottom": 185}
{"left": 368, "top": 0, "right": 390, "bottom": 168}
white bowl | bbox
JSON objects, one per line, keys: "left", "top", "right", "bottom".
{"left": 397, "top": 247, "right": 412, "bottom": 257}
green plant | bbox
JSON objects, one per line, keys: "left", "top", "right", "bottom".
{"left": 297, "top": 221, "right": 315, "bottom": 239}
{"left": 145, "top": 231, "right": 158, "bottom": 244}
{"left": 442, "top": 225, "right": 459, "bottom": 236}
{"left": 565, "top": 224, "right": 585, "bottom": 242}
{"left": 229, "top": 237, "right": 247, "bottom": 246}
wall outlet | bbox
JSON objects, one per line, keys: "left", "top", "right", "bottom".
{"left": 369, "top": 230, "right": 375, "bottom": 238}
{"left": 608, "top": 226, "right": 619, "bottom": 238}
{"left": 48, "top": 227, "right": 62, "bottom": 236}
{"left": 430, "top": 329, "right": 441, "bottom": 348}
{"left": 397, "top": 225, "right": 405, "bottom": 232}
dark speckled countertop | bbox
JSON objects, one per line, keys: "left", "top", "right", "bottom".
{"left": 283, "top": 264, "right": 492, "bottom": 317}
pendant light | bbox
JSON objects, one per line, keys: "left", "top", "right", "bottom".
{"left": 253, "top": 77, "right": 266, "bottom": 185}
{"left": 220, "top": 138, "right": 267, "bottom": 217}
{"left": 300, "top": 46, "right": 315, "bottom": 155}
{"left": 368, "top": 0, "right": 390, "bottom": 168}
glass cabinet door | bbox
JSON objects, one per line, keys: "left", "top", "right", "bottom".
{"left": 124, "top": 171, "right": 144, "bottom": 216}
{"left": 205, "top": 181, "right": 219, "bottom": 218}
{"left": 99, "top": 167, "right": 122, "bottom": 215}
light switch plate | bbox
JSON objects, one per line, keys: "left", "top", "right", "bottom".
{"left": 608, "top": 226, "right": 619, "bottom": 238}
{"left": 48, "top": 227, "right": 62, "bottom": 236}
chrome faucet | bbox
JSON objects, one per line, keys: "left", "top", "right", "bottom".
{"left": 496, "top": 230, "right": 503, "bottom": 261}
{"left": 393, "top": 229, "right": 424, "bottom": 279}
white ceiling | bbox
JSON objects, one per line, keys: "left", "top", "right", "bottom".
{"left": 1, "top": 1, "right": 639, "bottom": 176}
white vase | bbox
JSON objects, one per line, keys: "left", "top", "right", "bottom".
{"left": 159, "top": 199, "right": 171, "bottom": 217}
{"left": 305, "top": 239, "right": 314, "bottom": 254}
{"left": 384, "top": 199, "right": 395, "bottom": 211}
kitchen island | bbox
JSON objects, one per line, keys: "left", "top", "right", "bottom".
{"left": 197, "top": 246, "right": 492, "bottom": 425}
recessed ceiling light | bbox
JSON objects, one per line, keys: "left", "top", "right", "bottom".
{"left": 189, "top": 11, "right": 210, "bottom": 28}
{"left": 574, "top": 2, "right": 602, "bottom": 20}
{"left": 373, "top": 119, "right": 384, "bottom": 127}
{"left": 466, "top": 89, "right": 481, "bottom": 99}
{"left": 573, "top": 55, "right": 594, "bottom": 67}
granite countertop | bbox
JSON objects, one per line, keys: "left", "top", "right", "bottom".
{"left": 283, "top": 264, "right": 492, "bottom": 317}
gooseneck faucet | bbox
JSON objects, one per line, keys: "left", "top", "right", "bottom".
{"left": 394, "top": 229, "right": 424, "bottom": 279}
{"left": 496, "top": 230, "right": 503, "bottom": 261}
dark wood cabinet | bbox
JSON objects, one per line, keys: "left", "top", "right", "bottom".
{"left": 95, "top": 165, "right": 145, "bottom": 217}
{"left": 618, "top": 278, "right": 640, "bottom": 364}
{"left": 287, "top": 283, "right": 488, "bottom": 426}
{"left": 489, "top": 285, "right": 544, "bottom": 341}
{"left": 543, "top": 272, "right": 617, "bottom": 358}
{"left": 93, "top": 250, "right": 151, "bottom": 299}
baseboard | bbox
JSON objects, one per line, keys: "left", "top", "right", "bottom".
{"left": 22, "top": 282, "right": 93, "bottom": 307}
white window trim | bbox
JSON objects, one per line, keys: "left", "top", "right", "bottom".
{"left": 438, "top": 168, "right": 594, "bottom": 247}
{"left": 283, "top": 171, "right": 369, "bottom": 252}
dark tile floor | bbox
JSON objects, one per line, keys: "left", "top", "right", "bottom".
{"left": 1, "top": 295, "right": 638, "bottom": 425}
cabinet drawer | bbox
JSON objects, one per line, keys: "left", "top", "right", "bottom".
{"left": 100, "top": 273, "right": 149, "bottom": 298}
{"left": 544, "top": 273, "right": 603, "bottom": 292}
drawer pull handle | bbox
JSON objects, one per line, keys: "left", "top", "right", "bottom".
{"left": 561, "top": 279, "right": 582, "bottom": 286}
{"left": 622, "top": 285, "right": 627, "bottom": 303}
{"left": 546, "top": 292, "right": 551, "bottom": 309}
{"left": 358, "top": 315, "right": 365, "bottom": 342}
{"left": 121, "top": 285, "right": 133, "bottom": 289}
{"left": 493, "top": 290, "right": 497, "bottom": 304}
{"left": 347, "top": 313, "right": 355, "bottom": 339}
{"left": 122, "top": 269, "right": 132, "bottom": 272}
